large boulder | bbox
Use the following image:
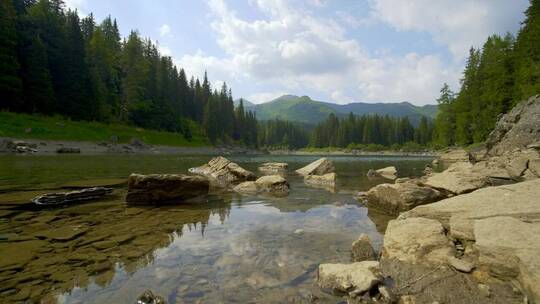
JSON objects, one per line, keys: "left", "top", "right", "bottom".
{"left": 125, "top": 174, "right": 209, "bottom": 204}
{"left": 402, "top": 179, "right": 540, "bottom": 241}
{"left": 318, "top": 261, "right": 382, "bottom": 296}
{"left": 351, "top": 234, "right": 377, "bottom": 262}
{"left": 304, "top": 173, "right": 336, "bottom": 186}
{"left": 486, "top": 95, "right": 540, "bottom": 156}
{"left": 233, "top": 175, "right": 290, "bottom": 196}
{"left": 258, "top": 162, "right": 288, "bottom": 174}
{"left": 189, "top": 156, "right": 256, "bottom": 185}
{"left": 295, "top": 158, "right": 334, "bottom": 176}
{"left": 367, "top": 166, "right": 397, "bottom": 180}
{"left": 423, "top": 162, "right": 491, "bottom": 194}
{"left": 365, "top": 182, "right": 443, "bottom": 214}
{"left": 438, "top": 149, "right": 473, "bottom": 164}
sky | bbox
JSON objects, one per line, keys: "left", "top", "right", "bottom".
{"left": 65, "top": 0, "right": 529, "bottom": 105}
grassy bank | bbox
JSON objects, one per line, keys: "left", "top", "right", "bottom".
{"left": 0, "top": 111, "right": 209, "bottom": 147}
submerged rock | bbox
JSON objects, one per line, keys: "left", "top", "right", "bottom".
{"left": 295, "top": 158, "right": 334, "bottom": 176}
{"left": 125, "top": 174, "right": 209, "bottom": 204}
{"left": 258, "top": 162, "right": 288, "bottom": 174}
{"left": 189, "top": 156, "right": 256, "bottom": 185}
{"left": 32, "top": 187, "right": 114, "bottom": 206}
{"left": 234, "top": 175, "right": 290, "bottom": 196}
{"left": 351, "top": 234, "right": 377, "bottom": 262}
{"left": 304, "top": 173, "right": 336, "bottom": 186}
{"left": 367, "top": 166, "right": 397, "bottom": 180}
{"left": 136, "top": 289, "right": 166, "bottom": 304}
{"left": 486, "top": 95, "right": 540, "bottom": 156}
{"left": 318, "top": 261, "right": 381, "bottom": 296}
{"left": 365, "top": 182, "right": 443, "bottom": 214}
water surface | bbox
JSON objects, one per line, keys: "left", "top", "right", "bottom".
{"left": 0, "top": 154, "right": 432, "bottom": 303}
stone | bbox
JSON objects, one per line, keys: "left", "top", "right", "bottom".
{"left": 438, "top": 149, "right": 473, "bottom": 164}
{"left": 448, "top": 256, "right": 475, "bottom": 273}
{"left": 234, "top": 175, "right": 290, "bottom": 196}
{"left": 402, "top": 179, "right": 540, "bottom": 241}
{"left": 0, "top": 240, "right": 45, "bottom": 270}
{"left": 381, "top": 218, "right": 453, "bottom": 265}
{"left": 189, "top": 156, "right": 256, "bottom": 185}
{"left": 318, "top": 261, "right": 381, "bottom": 296}
{"left": 365, "top": 182, "right": 443, "bottom": 215}
{"left": 424, "top": 162, "right": 490, "bottom": 194}
{"left": 530, "top": 159, "right": 540, "bottom": 177}
{"left": 351, "top": 234, "right": 377, "bottom": 262}
{"left": 31, "top": 187, "right": 113, "bottom": 206}
{"left": 304, "top": 173, "right": 337, "bottom": 186}
{"left": 136, "top": 289, "right": 166, "bottom": 304}
{"left": 34, "top": 227, "right": 88, "bottom": 241}
{"left": 129, "top": 137, "right": 147, "bottom": 148}
{"left": 295, "top": 158, "right": 335, "bottom": 176}
{"left": 258, "top": 162, "right": 288, "bottom": 174}
{"left": 486, "top": 95, "right": 540, "bottom": 156}
{"left": 367, "top": 166, "right": 398, "bottom": 180}
{"left": 0, "top": 139, "right": 15, "bottom": 152}
{"left": 474, "top": 216, "right": 540, "bottom": 300}
{"left": 125, "top": 174, "right": 209, "bottom": 204}
{"left": 56, "top": 147, "right": 81, "bottom": 154}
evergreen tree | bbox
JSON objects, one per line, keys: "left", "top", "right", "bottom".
{"left": 0, "top": 0, "right": 23, "bottom": 109}
{"left": 514, "top": 0, "right": 540, "bottom": 100}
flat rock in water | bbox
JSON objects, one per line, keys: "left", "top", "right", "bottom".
{"left": 295, "top": 158, "right": 334, "bottom": 176}
{"left": 126, "top": 174, "right": 209, "bottom": 204}
{"left": 304, "top": 173, "right": 336, "bottom": 186}
{"left": 318, "top": 261, "right": 381, "bottom": 296}
{"left": 234, "top": 175, "right": 290, "bottom": 196}
{"left": 258, "top": 162, "right": 288, "bottom": 174}
{"left": 374, "top": 166, "right": 398, "bottom": 180}
{"left": 365, "top": 182, "right": 443, "bottom": 215}
{"left": 32, "top": 187, "right": 114, "bottom": 206}
{"left": 189, "top": 156, "right": 256, "bottom": 185}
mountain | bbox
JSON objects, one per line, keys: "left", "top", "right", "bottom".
{"left": 233, "top": 98, "right": 255, "bottom": 108}
{"left": 247, "top": 95, "right": 438, "bottom": 125}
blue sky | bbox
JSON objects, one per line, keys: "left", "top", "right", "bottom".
{"left": 66, "top": 0, "right": 529, "bottom": 105}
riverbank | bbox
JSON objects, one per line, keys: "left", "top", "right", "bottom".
{"left": 269, "top": 148, "right": 438, "bottom": 157}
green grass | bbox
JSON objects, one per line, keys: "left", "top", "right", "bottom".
{"left": 0, "top": 111, "right": 210, "bottom": 147}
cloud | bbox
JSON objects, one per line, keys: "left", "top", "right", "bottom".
{"left": 64, "top": 0, "right": 87, "bottom": 14}
{"left": 369, "top": 0, "right": 528, "bottom": 60}
{"left": 159, "top": 24, "right": 172, "bottom": 37}
{"left": 247, "top": 91, "right": 289, "bottom": 104}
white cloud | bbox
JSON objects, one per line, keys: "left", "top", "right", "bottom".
{"left": 248, "top": 91, "right": 289, "bottom": 104}
{"left": 159, "top": 24, "right": 172, "bottom": 37}
{"left": 369, "top": 0, "right": 528, "bottom": 60}
{"left": 64, "top": 0, "right": 87, "bottom": 14}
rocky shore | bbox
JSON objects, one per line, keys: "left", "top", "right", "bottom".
{"left": 320, "top": 96, "right": 540, "bottom": 303}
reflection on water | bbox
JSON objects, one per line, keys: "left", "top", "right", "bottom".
{"left": 0, "top": 154, "right": 432, "bottom": 303}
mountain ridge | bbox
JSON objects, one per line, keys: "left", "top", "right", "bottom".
{"left": 242, "top": 95, "right": 438, "bottom": 125}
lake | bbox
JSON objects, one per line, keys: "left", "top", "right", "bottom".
{"left": 0, "top": 154, "right": 432, "bottom": 303}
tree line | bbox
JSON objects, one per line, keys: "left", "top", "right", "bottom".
{"left": 257, "top": 118, "right": 310, "bottom": 150}
{"left": 0, "top": 0, "right": 258, "bottom": 145}
{"left": 433, "top": 0, "right": 540, "bottom": 147}
{"left": 309, "top": 113, "right": 433, "bottom": 149}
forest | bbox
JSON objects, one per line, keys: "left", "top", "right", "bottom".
{"left": 432, "top": 0, "right": 540, "bottom": 147}
{"left": 1, "top": 0, "right": 539, "bottom": 151}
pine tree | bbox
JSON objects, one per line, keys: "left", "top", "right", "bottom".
{"left": 514, "top": 0, "right": 540, "bottom": 101}
{"left": 0, "top": 0, "right": 23, "bottom": 109}
{"left": 433, "top": 83, "right": 456, "bottom": 146}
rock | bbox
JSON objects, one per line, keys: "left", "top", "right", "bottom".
{"left": 255, "top": 175, "right": 290, "bottom": 194}
{"left": 31, "top": 187, "right": 114, "bottom": 206}
{"left": 423, "top": 166, "right": 434, "bottom": 175}
{"left": 402, "top": 179, "right": 540, "bottom": 241}
{"left": 35, "top": 226, "right": 88, "bottom": 241}
{"left": 367, "top": 166, "right": 398, "bottom": 180}
{"left": 304, "top": 173, "right": 336, "bottom": 186}
{"left": 295, "top": 158, "right": 335, "bottom": 176}
{"left": 529, "top": 159, "right": 540, "bottom": 177}
{"left": 0, "top": 240, "right": 46, "bottom": 270}
{"left": 423, "top": 162, "right": 490, "bottom": 194}
{"left": 354, "top": 191, "right": 368, "bottom": 203}
{"left": 318, "top": 261, "right": 381, "bottom": 296}
{"left": 448, "top": 256, "right": 475, "bottom": 273}
{"left": 136, "top": 289, "right": 166, "bottom": 304}
{"left": 439, "top": 149, "right": 473, "bottom": 164}
{"left": 365, "top": 182, "right": 443, "bottom": 215}
{"left": 527, "top": 142, "right": 540, "bottom": 150}
{"left": 56, "top": 147, "right": 81, "bottom": 154}
{"left": 125, "top": 174, "right": 209, "bottom": 204}
{"left": 0, "top": 139, "right": 15, "bottom": 152}
{"left": 474, "top": 216, "right": 540, "bottom": 300}
{"left": 486, "top": 95, "right": 540, "bottom": 155}
{"left": 189, "top": 156, "right": 256, "bottom": 185}
{"left": 351, "top": 234, "right": 377, "bottom": 262}
{"left": 258, "top": 162, "right": 288, "bottom": 174}
{"left": 129, "top": 137, "right": 147, "bottom": 149}
{"left": 381, "top": 218, "right": 454, "bottom": 264}
{"left": 234, "top": 175, "right": 290, "bottom": 195}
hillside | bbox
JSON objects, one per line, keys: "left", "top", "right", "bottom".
{"left": 248, "top": 95, "right": 438, "bottom": 125}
